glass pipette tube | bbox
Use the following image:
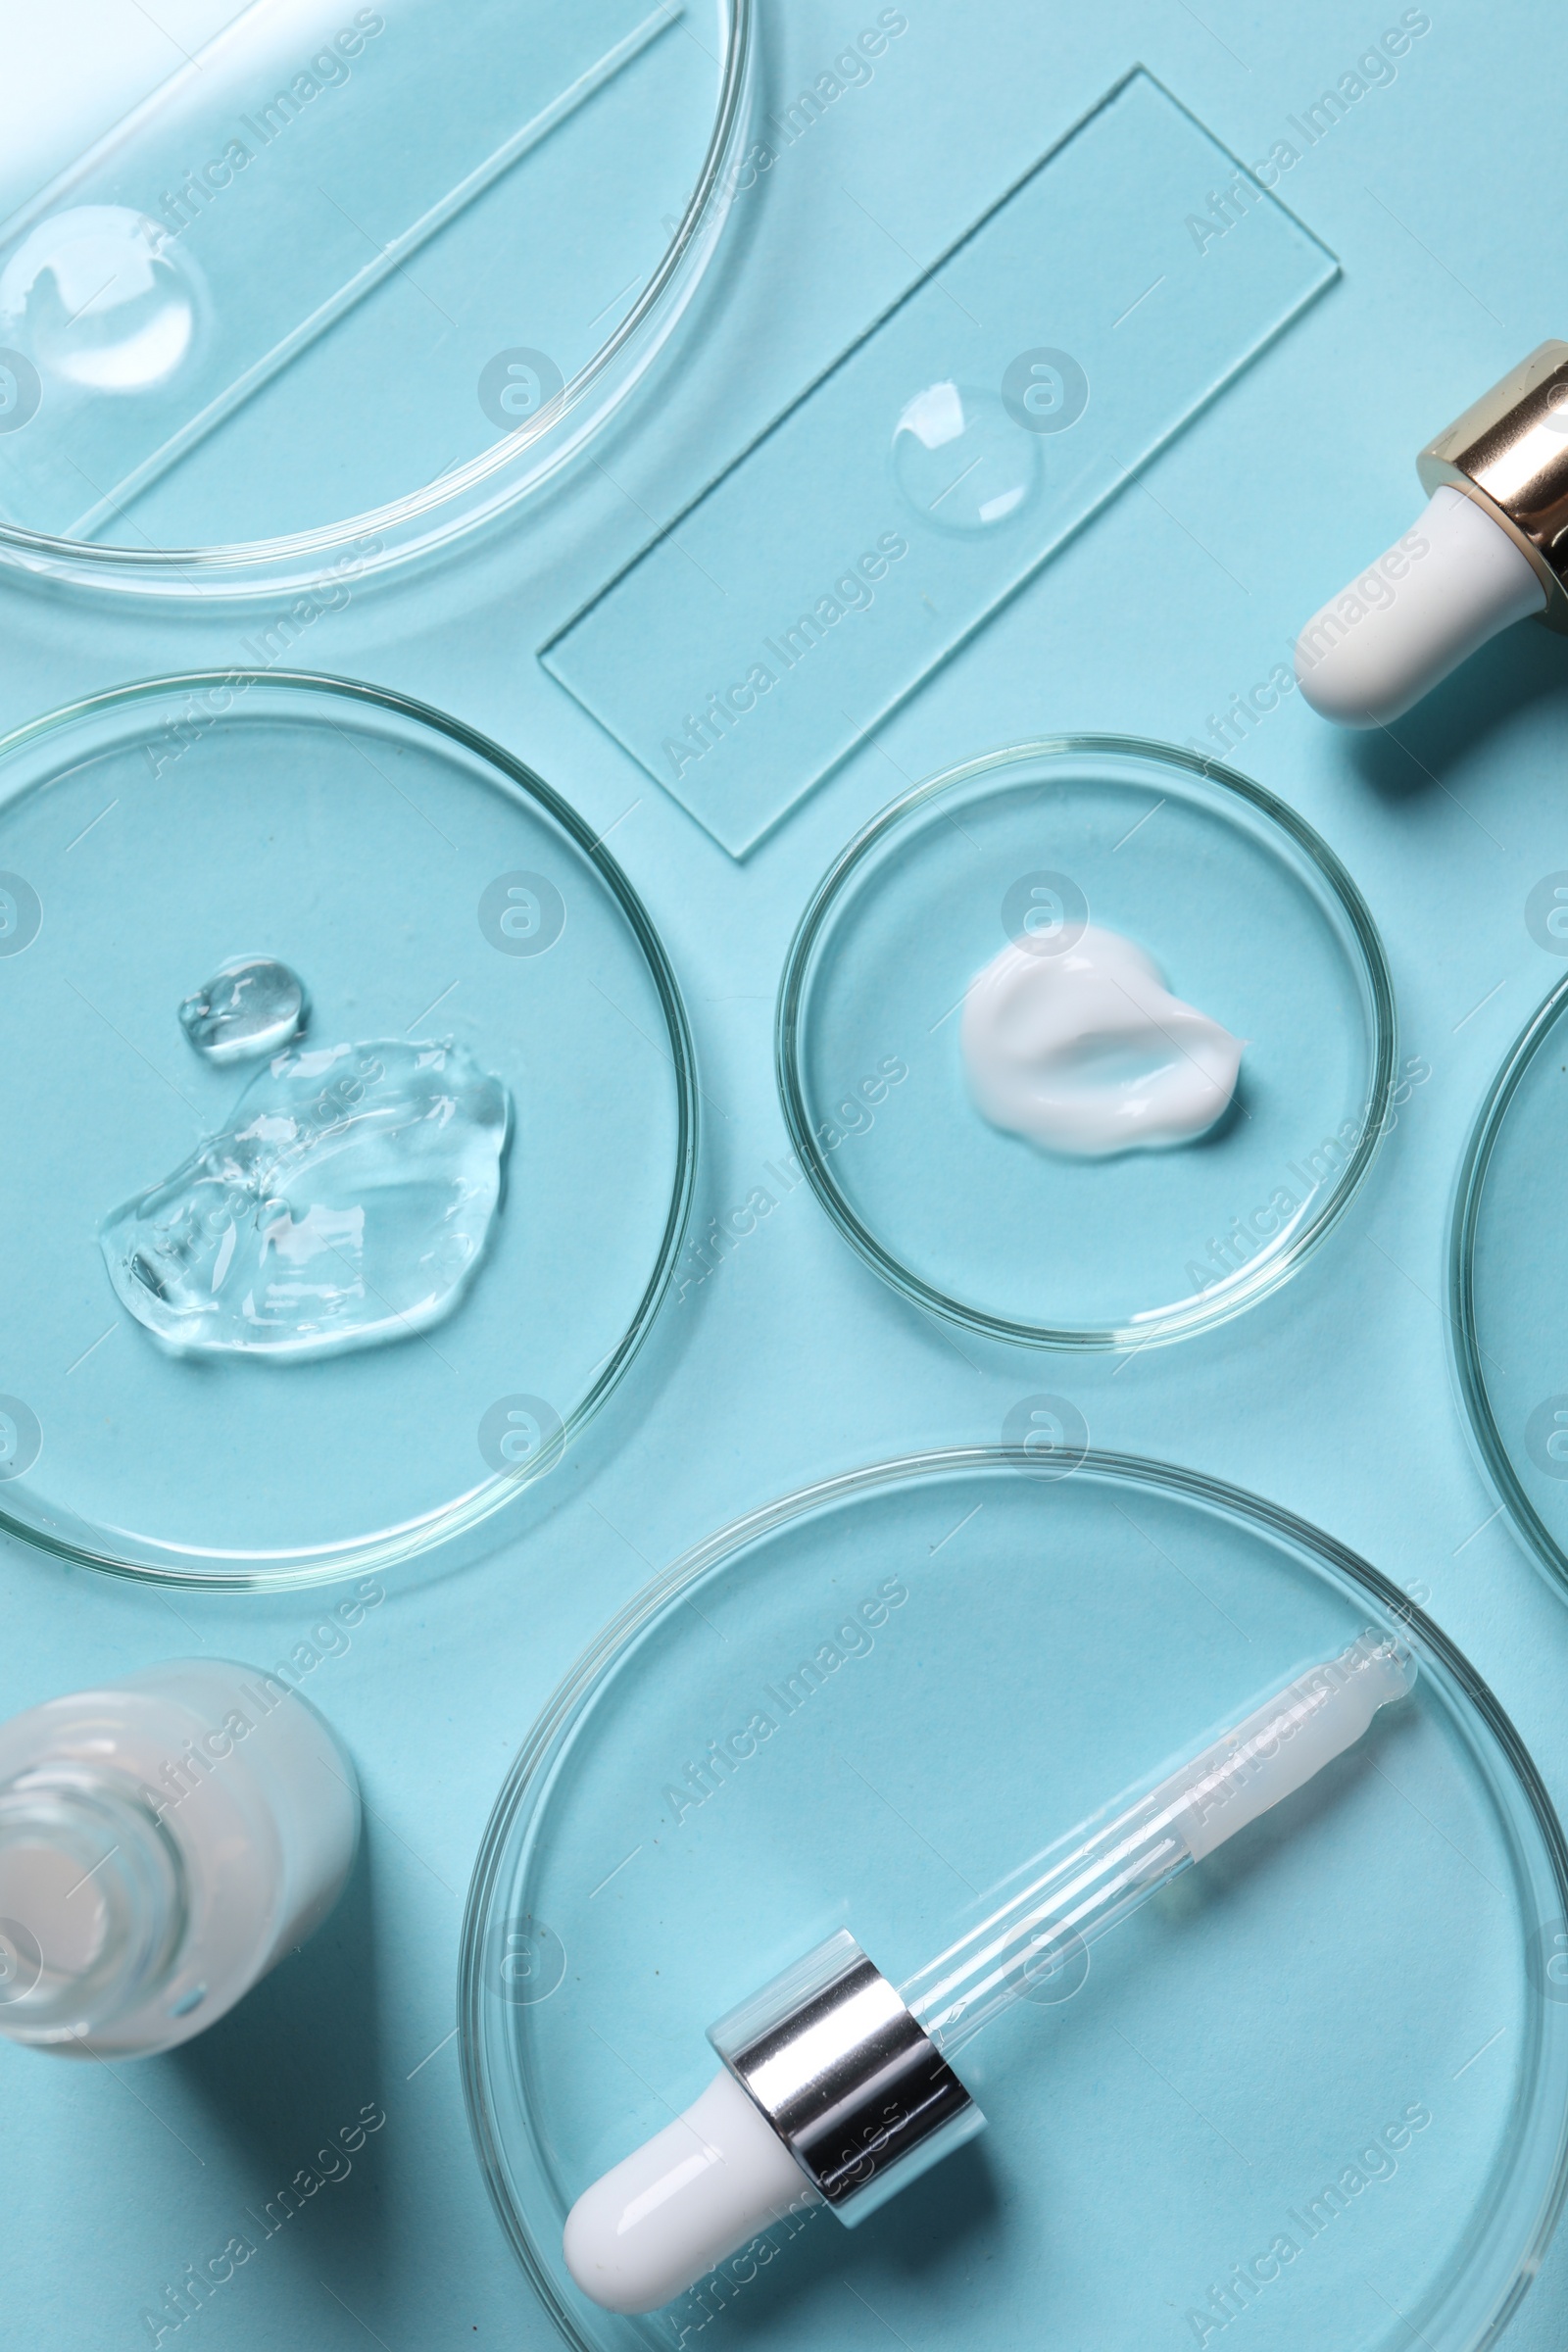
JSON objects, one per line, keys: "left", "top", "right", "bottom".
{"left": 906, "top": 1628, "right": 1413, "bottom": 2056}
{"left": 564, "top": 1628, "right": 1416, "bottom": 2315}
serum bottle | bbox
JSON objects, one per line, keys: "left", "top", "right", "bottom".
{"left": 0, "top": 1658, "right": 359, "bottom": 2056}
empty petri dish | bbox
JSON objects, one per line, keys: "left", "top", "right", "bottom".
{"left": 0, "top": 0, "right": 751, "bottom": 595}
{"left": 1451, "top": 974, "right": 1568, "bottom": 1599}
{"left": 0, "top": 672, "right": 695, "bottom": 1587}
{"left": 461, "top": 1449, "right": 1568, "bottom": 2352}
{"left": 776, "top": 739, "right": 1396, "bottom": 1348}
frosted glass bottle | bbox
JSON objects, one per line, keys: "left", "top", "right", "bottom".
{"left": 0, "top": 1658, "right": 359, "bottom": 2056}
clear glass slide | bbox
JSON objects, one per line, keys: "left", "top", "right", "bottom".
{"left": 543, "top": 69, "right": 1337, "bottom": 855}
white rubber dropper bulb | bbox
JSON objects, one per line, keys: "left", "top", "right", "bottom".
{"left": 562, "top": 1636, "right": 1414, "bottom": 2315}
{"left": 1295, "top": 485, "right": 1544, "bottom": 726}
{"left": 563, "top": 2068, "right": 808, "bottom": 2316}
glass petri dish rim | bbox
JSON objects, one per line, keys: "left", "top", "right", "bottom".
{"left": 774, "top": 736, "right": 1397, "bottom": 1351}
{"left": 0, "top": 0, "right": 754, "bottom": 602}
{"left": 0, "top": 666, "right": 699, "bottom": 1591}
{"left": 1448, "top": 970, "right": 1568, "bottom": 1600}
{"left": 458, "top": 1444, "right": 1568, "bottom": 2352}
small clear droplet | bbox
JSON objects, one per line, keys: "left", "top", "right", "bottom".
{"left": 179, "top": 956, "right": 307, "bottom": 1065}
{"left": 892, "top": 379, "right": 1040, "bottom": 535}
{"left": 0, "top": 206, "right": 202, "bottom": 392}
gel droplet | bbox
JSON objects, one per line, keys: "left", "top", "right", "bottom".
{"left": 0, "top": 207, "right": 201, "bottom": 392}
{"left": 892, "top": 380, "right": 1039, "bottom": 534}
{"left": 179, "top": 956, "right": 308, "bottom": 1065}
{"left": 101, "top": 1041, "right": 510, "bottom": 1358}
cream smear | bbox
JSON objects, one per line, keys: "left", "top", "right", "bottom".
{"left": 961, "top": 924, "right": 1244, "bottom": 1157}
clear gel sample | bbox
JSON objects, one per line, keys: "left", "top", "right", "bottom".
{"left": 0, "top": 206, "right": 202, "bottom": 395}
{"left": 178, "top": 955, "right": 308, "bottom": 1064}
{"left": 101, "top": 1040, "right": 510, "bottom": 1358}
{"left": 892, "top": 382, "right": 1040, "bottom": 534}
{"left": 961, "top": 925, "right": 1245, "bottom": 1157}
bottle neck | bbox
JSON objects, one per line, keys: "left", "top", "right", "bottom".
{"left": 0, "top": 1766, "right": 187, "bottom": 2045}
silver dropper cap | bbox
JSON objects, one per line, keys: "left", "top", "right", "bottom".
{"left": 708, "top": 1928, "right": 984, "bottom": 2225}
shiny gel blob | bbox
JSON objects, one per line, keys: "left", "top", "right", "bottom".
{"left": 101, "top": 1041, "right": 510, "bottom": 1359}
{"left": 0, "top": 207, "right": 202, "bottom": 392}
{"left": 179, "top": 956, "right": 308, "bottom": 1064}
{"left": 961, "top": 925, "right": 1245, "bottom": 1157}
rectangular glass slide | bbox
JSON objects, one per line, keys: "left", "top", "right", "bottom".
{"left": 542, "top": 69, "right": 1338, "bottom": 858}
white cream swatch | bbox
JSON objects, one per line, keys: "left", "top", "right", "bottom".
{"left": 961, "top": 924, "right": 1244, "bottom": 1157}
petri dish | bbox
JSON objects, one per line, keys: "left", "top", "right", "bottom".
{"left": 461, "top": 1448, "right": 1568, "bottom": 2352}
{"left": 1451, "top": 973, "right": 1568, "bottom": 1599}
{"left": 0, "top": 672, "right": 695, "bottom": 1587}
{"left": 776, "top": 739, "right": 1396, "bottom": 1348}
{"left": 0, "top": 0, "right": 752, "bottom": 597}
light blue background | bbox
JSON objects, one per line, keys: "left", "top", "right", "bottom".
{"left": 6, "top": 2, "right": 1568, "bottom": 2346}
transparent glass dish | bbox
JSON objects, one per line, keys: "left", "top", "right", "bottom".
{"left": 0, "top": 672, "right": 695, "bottom": 1586}
{"left": 776, "top": 739, "right": 1396, "bottom": 1348}
{"left": 0, "top": 0, "right": 752, "bottom": 597}
{"left": 1450, "top": 973, "right": 1568, "bottom": 1599}
{"left": 461, "top": 1448, "right": 1568, "bottom": 2352}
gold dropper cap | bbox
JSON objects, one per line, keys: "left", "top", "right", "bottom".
{"left": 1418, "top": 340, "right": 1568, "bottom": 631}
